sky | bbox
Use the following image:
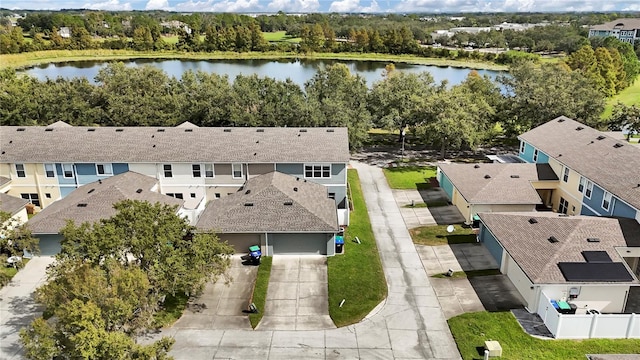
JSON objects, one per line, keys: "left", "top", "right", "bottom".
{"left": 3, "top": 0, "right": 640, "bottom": 13}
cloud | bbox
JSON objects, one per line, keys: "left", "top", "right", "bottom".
{"left": 267, "top": 0, "right": 320, "bottom": 12}
{"left": 82, "top": 0, "right": 133, "bottom": 10}
{"left": 145, "top": 0, "right": 172, "bottom": 10}
{"left": 173, "top": 0, "right": 262, "bottom": 12}
{"left": 329, "top": 0, "right": 380, "bottom": 12}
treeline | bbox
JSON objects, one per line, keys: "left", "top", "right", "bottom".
{"left": 4, "top": 59, "right": 636, "bottom": 156}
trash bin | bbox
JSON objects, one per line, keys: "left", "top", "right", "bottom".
{"left": 248, "top": 245, "right": 261, "bottom": 265}
{"left": 335, "top": 236, "right": 344, "bottom": 254}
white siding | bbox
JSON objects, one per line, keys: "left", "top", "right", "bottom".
{"left": 504, "top": 253, "right": 536, "bottom": 310}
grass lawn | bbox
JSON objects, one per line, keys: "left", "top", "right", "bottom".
{"left": 263, "top": 31, "right": 301, "bottom": 43}
{"left": 449, "top": 311, "right": 640, "bottom": 360}
{"left": 249, "top": 256, "right": 272, "bottom": 328}
{"left": 431, "top": 269, "right": 500, "bottom": 279}
{"left": 602, "top": 79, "right": 640, "bottom": 119}
{"left": 0, "top": 258, "right": 30, "bottom": 288}
{"left": 153, "top": 293, "right": 189, "bottom": 328}
{"left": 327, "top": 169, "right": 387, "bottom": 327}
{"left": 410, "top": 225, "right": 476, "bottom": 246}
{"left": 383, "top": 166, "right": 437, "bottom": 190}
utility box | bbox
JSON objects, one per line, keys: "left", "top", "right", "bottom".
{"left": 484, "top": 341, "right": 502, "bottom": 357}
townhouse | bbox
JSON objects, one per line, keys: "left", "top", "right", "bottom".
{"left": 588, "top": 18, "right": 640, "bottom": 45}
{"left": 0, "top": 122, "right": 350, "bottom": 226}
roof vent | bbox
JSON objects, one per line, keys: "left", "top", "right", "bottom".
{"left": 613, "top": 143, "right": 624, "bottom": 148}
{"left": 576, "top": 126, "right": 584, "bottom": 131}
{"left": 557, "top": 118, "right": 565, "bottom": 123}
{"left": 244, "top": 202, "right": 254, "bottom": 206}
{"left": 548, "top": 236, "right": 559, "bottom": 243}
{"left": 16, "top": 128, "right": 25, "bottom": 131}
{"left": 299, "top": 129, "right": 307, "bottom": 133}
{"left": 77, "top": 203, "right": 88, "bottom": 207}
{"left": 223, "top": 129, "right": 231, "bottom": 132}
{"left": 296, "top": 177, "right": 300, "bottom": 181}
{"left": 136, "top": 189, "right": 143, "bottom": 193}
{"left": 45, "top": 128, "right": 53, "bottom": 132}
{"left": 184, "top": 129, "right": 193, "bottom": 132}
{"left": 326, "top": 129, "right": 334, "bottom": 132}
{"left": 528, "top": 218, "right": 538, "bottom": 224}
{"left": 157, "top": 129, "right": 165, "bottom": 132}
{"left": 87, "top": 189, "right": 95, "bottom": 194}
{"left": 596, "top": 135, "right": 606, "bottom": 140}
{"left": 587, "top": 237, "right": 600, "bottom": 243}
{"left": 474, "top": 164, "right": 480, "bottom": 168}
{"left": 284, "top": 201, "right": 293, "bottom": 206}
{"left": 1, "top": 151, "right": 4, "bottom": 155}
{"left": 510, "top": 175, "right": 520, "bottom": 178}
{"left": 257, "top": 129, "right": 264, "bottom": 132}
{"left": 245, "top": 189, "right": 251, "bottom": 194}
{"left": 87, "top": 128, "right": 96, "bottom": 132}
{"left": 293, "top": 187, "right": 298, "bottom": 192}
{"left": 484, "top": 174, "right": 491, "bottom": 179}
{"left": 116, "top": 128, "right": 123, "bottom": 132}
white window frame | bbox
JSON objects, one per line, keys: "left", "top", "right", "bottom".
{"left": 166, "top": 193, "right": 184, "bottom": 199}
{"left": 585, "top": 180, "right": 593, "bottom": 199}
{"left": 163, "top": 164, "right": 173, "bottom": 178}
{"left": 533, "top": 149, "right": 538, "bottom": 162}
{"left": 44, "top": 163, "right": 56, "bottom": 178}
{"left": 192, "top": 164, "right": 201, "bottom": 178}
{"left": 562, "top": 167, "right": 569, "bottom": 183}
{"left": 304, "top": 164, "right": 331, "bottom": 179}
{"left": 519, "top": 142, "right": 525, "bottom": 153}
{"left": 578, "top": 176, "right": 585, "bottom": 193}
{"left": 96, "top": 163, "right": 113, "bottom": 176}
{"left": 15, "top": 163, "right": 26, "bottom": 178}
{"left": 62, "top": 163, "right": 74, "bottom": 178}
{"left": 602, "top": 191, "right": 612, "bottom": 211}
{"left": 21, "top": 193, "right": 40, "bottom": 207}
{"left": 559, "top": 197, "right": 569, "bottom": 215}
{"left": 204, "top": 163, "right": 215, "bottom": 178}
{"left": 232, "top": 163, "right": 243, "bottom": 179}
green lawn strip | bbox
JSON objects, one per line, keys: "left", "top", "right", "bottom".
{"left": 263, "top": 31, "right": 301, "bottom": 43}
{"left": 327, "top": 169, "right": 386, "bottom": 327}
{"left": 0, "top": 258, "right": 30, "bottom": 288}
{"left": 249, "top": 256, "right": 273, "bottom": 328}
{"left": 402, "top": 200, "right": 449, "bottom": 208}
{"left": 0, "top": 49, "right": 505, "bottom": 71}
{"left": 602, "top": 79, "right": 640, "bottom": 119}
{"left": 153, "top": 293, "right": 189, "bottom": 328}
{"left": 410, "top": 225, "right": 476, "bottom": 246}
{"left": 383, "top": 165, "right": 437, "bottom": 190}
{"left": 431, "top": 269, "right": 500, "bottom": 279}
{"left": 449, "top": 311, "right": 640, "bottom": 360}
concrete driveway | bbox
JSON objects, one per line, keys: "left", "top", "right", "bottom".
{"left": 0, "top": 256, "right": 55, "bottom": 360}
{"left": 172, "top": 256, "right": 256, "bottom": 330}
{"left": 257, "top": 255, "right": 334, "bottom": 331}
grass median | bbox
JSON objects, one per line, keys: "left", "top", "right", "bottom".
{"left": 449, "top": 311, "right": 640, "bottom": 359}
{"left": 327, "top": 169, "right": 387, "bottom": 327}
{"left": 410, "top": 225, "right": 476, "bottom": 246}
{"left": 383, "top": 165, "right": 437, "bottom": 190}
{"left": 249, "top": 256, "right": 273, "bottom": 328}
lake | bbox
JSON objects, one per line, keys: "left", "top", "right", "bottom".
{"left": 22, "top": 58, "right": 503, "bottom": 88}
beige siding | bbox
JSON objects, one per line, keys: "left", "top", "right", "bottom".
{"left": 504, "top": 253, "right": 535, "bottom": 310}
{"left": 548, "top": 158, "right": 583, "bottom": 214}
{"left": 248, "top": 163, "right": 275, "bottom": 178}
{"left": 452, "top": 189, "right": 472, "bottom": 223}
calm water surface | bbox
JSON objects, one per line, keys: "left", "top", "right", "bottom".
{"left": 23, "top": 58, "right": 503, "bottom": 88}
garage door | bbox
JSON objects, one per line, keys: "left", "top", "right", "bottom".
{"left": 219, "top": 234, "right": 261, "bottom": 254}
{"left": 270, "top": 233, "right": 328, "bottom": 255}
{"left": 37, "top": 234, "right": 62, "bottom": 256}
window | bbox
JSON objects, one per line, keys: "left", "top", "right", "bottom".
{"left": 562, "top": 167, "right": 569, "bottom": 183}
{"left": 602, "top": 191, "right": 612, "bottom": 211}
{"left": 519, "top": 142, "right": 525, "bottom": 153}
{"left": 15, "top": 164, "right": 25, "bottom": 178}
{"left": 163, "top": 164, "right": 172, "bottom": 178}
{"left": 44, "top": 163, "right": 55, "bottom": 178}
{"left": 166, "top": 193, "right": 183, "bottom": 199}
{"left": 578, "top": 176, "right": 585, "bottom": 193}
{"left": 533, "top": 149, "right": 538, "bottom": 162}
{"left": 585, "top": 180, "right": 593, "bottom": 198}
{"left": 232, "top": 163, "right": 243, "bottom": 179}
{"left": 192, "top": 164, "right": 201, "bottom": 178}
{"left": 304, "top": 164, "right": 331, "bottom": 178}
{"left": 204, "top": 164, "right": 214, "bottom": 178}
{"left": 62, "top": 163, "right": 74, "bottom": 178}
{"left": 559, "top": 197, "right": 569, "bottom": 215}
{"left": 96, "top": 163, "right": 112, "bottom": 176}
{"left": 21, "top": 193, "right": 40, "bottom": 207}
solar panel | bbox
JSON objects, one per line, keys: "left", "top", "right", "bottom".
{"left": 558, "top": 262, "right": 633, "bottom": 282}
{"left": 582, "top": 251, "right": 612, "bottom": 263}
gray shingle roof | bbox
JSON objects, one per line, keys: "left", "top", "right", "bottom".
{"left": 196, "top": 171, "right": 339, "bottom": 233}
{"left": 0, "top": 126, "right": 350, "bottom": 163}
{"left": 28, "top": 171, "right": 183, "bottom": 234}
{"left": 438, "top": 163, "right": 557, "bottom": 204}
{"left": 0, "top": 192, "right": 29, "bottom": 216}
{"left": 590, "top": 18, "right": 640, "bottom": 31}
{"left": 519, "top": 116, "right": 640, "bottom": 211}
{"left": 479, "top": 212, "right": 638, "bottom": 284}
{"left": 0, "top": 176, "right": 10, "bottom": 188}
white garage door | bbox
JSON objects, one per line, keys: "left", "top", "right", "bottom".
{"left": 270, "top": 233, "right": 328, "bottom": 255}
{"left": 219, "top": 234, "right": 261, "bottom": 254}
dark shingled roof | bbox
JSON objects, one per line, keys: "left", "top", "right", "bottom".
{"left": 0, "top": 126, "right": 350, "bottom": 163}
{"left": 438, "top": 163, "right": 557, "bottom": 204}
{"left": 0, "top": 176, "right": 10, "bottom": 188}
{"left": 196, "top": 171, "right": 339, "bottom": 233}
{"left": 519, "top": 116, "right": 640, "bottom": 210}
{"left": 478, "top": 212, "right": 638, "bottom": 284}
{"left": 0, "top": 192, "right": 29, "bottom": 216}
{"left": 28, "top": 172, "right": 183, "bottom": 234}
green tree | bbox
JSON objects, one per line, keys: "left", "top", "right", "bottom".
{"left": 70, "top": 25, "right": 93, "bottom": 50}
{"left": 594, "top": 47, "right": 617, "bottom": 97}
{"left": 300, "top": 24, "right": 323, "bottom": 53}
{"left": 178, "top": 70, "right": 234, "bottom": 126}
{"left": 608, "top": 103, "right": 640, "bottom": 139}
{"left": 0, "top": 210, "right": 40, "bottom": 258}
{"left": 132, "top": 26, "right": 154, "bottom": 51}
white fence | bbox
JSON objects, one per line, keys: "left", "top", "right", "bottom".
{"left": 537, "top": 292, "right": 640, "bottom": 339}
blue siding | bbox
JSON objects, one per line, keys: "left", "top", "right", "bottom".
{"left": 55, "top": 164, "right": 76, "bottom": 185}
{"left": 479, "top": 223, "right": 503, "bottom": 266}
{"left": 580, "top": 205, "right": 598, "bottom": 216}
{"left": 439, "top": 172, "right": 454, "bottom": 200}
{"left": 60, "top": 186, "right": 76, "bottom": 198}
{"left": 536, "top": 151, "right": 549, "bottom": 163}
{"left": 518, "top": 142, "right": 549, "bottom": 164}
{"left": 580, "top": 184, "right": 637, "bottom": 219}
{"left": 113, "top": 163, "right": 129, "bottom": 175}
{"left": 612, "top": 198, "right": 638, "bottom": 219}
{"left": 75, "top": 163, "right": 102, "bottom": 186}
